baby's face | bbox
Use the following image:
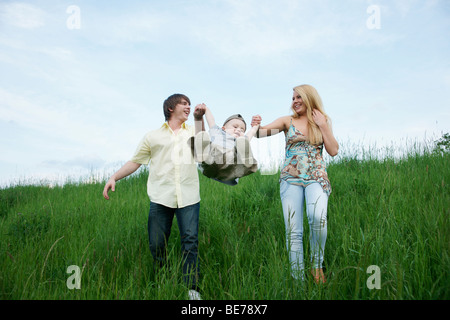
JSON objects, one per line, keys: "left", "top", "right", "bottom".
{"left": 223, "top": 119, "right": 246, "bottom": 138}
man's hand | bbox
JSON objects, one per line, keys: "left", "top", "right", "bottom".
{"left": 101, "top": 162, "right": 140, "bottom": 200}
{"left": 103, "top": 178, "right": 116, "bottom": 200}
{"left": 193, "top": 103, "right": 206, "bottom": 120}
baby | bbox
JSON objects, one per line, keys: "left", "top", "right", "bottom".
{"left": 191, "top": 105, "right": 259, "bottom": 185}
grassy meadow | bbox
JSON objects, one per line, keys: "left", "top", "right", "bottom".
{"left": 0, "top": 145, "right": 448, "bottom": 300}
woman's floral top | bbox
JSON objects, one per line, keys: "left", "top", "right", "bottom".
{"left": 280, "top": 119, "right": 331, "bottom": 195}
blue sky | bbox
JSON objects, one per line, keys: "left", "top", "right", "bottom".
{"left": 0, "top": 0, "right": 449, "bottom": 186}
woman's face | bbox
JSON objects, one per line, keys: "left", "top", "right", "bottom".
{"left": 292, "top": 90, "right": 305, "bottom": 116}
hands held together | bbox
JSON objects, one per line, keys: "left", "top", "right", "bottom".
{"left": 251, "top": 115, "right": 262, "bottom": 127}
{"left": 193, "top": 103, "right": 207, "bottom": 120}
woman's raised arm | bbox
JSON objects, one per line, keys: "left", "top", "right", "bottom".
{"left": 252, "top": 115, "right": 289, "bottom": 138}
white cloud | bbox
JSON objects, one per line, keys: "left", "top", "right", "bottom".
{"left": 177, "top": 0, "right": 405, "bottom": 64}
{"left": 80, "top": 10, "right": 169, "bottom": 46}
{"left": 41, "top": 155, "right": 106, "bottom": 170}
{"left": 0, "top": 88, "right": 56, "bottom": 132}
{"left": 0, "top": 88, "right": 108, "bottom": 154}
{"left": 0, "top": 2, "right": 46, "bottom": 29}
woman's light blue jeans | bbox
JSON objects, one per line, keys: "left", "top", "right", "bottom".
{"left": 280, "top": 180, "right": 328, "bottom": 280}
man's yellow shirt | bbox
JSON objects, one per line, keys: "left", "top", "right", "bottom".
{"left": 131, "top": 122, "right": 200, "bottom": 208}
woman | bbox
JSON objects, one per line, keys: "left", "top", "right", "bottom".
{"left": 252, "top": 84, "right": 338, "bottom": 284}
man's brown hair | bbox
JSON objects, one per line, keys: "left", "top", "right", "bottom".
{"left": 163, "top": 94, "right": 191, "bottom": 121}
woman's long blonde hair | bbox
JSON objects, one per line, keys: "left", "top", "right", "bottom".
{"left": 291, "top": 84, "right": 331, "bottom": 145}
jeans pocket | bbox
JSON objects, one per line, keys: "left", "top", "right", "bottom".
{"left": 279, "top": 180, "right": 290, "bottom": 200}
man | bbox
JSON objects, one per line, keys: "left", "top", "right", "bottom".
{"left": 103, "top": 93, "right": 204, "bottom": 300}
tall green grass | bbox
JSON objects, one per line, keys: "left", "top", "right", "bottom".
{"left": 0, "top": 147, "right": 448, "bottom": 300}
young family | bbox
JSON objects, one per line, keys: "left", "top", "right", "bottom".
{"left": 102, "top": 84, "right": 339, "bottom": 300}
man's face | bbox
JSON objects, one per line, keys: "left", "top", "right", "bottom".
{"left": 171, "top": 98, "right": 191, "bottom": 122}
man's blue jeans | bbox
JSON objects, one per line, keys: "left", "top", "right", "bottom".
{"left": 148, "top": 201, "right": 200, "bottom": 291}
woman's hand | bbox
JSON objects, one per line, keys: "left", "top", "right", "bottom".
{"left": 312, "top": 109, "right": 327, "bottom": 128}
{"left": 312, "top": 109, "right": 339, "bottom": 156}
{"left": 251, "top": 115, "right": 262, "bottom": 127}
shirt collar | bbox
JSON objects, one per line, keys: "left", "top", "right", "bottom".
{"left": 162, "top": 121, "right": 187, "bottom": 130}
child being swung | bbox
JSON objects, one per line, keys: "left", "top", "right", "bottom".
{"left": 191, "top": 104, "right": 259, "bottom": 185}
